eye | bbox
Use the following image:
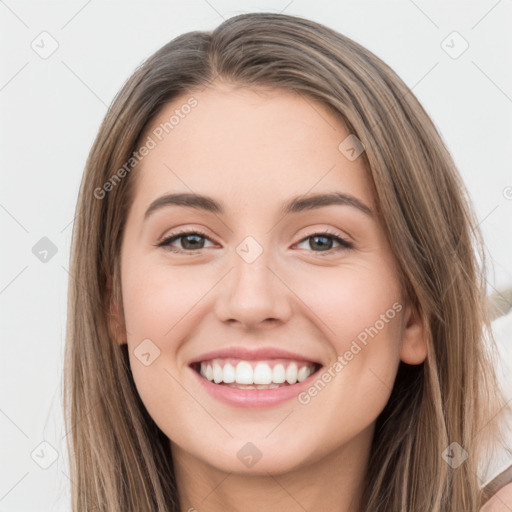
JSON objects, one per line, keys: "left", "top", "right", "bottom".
{"left": 294, "top": 230, "right": 353, "bottom": 255}
{"left": 156, "top": 229, "right": 215, "bottom": 253}
{"left": 155, "top": 228, "right": 354, "bottom": 255}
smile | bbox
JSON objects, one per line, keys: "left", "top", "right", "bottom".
{"left": 189, "top": 351, "right": 323, "bottom": 407}
{"left": 194, "top": 358, "right": 320, "bottom": 389}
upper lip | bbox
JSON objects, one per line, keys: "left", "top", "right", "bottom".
{"left": 188, "top": 346, "right": 323, "bottom": 366}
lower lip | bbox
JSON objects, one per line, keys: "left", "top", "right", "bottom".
{"left": 191, "top": 367, "right": 320, "bottom": 408}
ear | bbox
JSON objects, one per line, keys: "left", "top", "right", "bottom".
{"left": 399, "top": 301, "right": 428, "bottom": 365}
{"left": 107, "top": 275, "right": 127, "bottom": 346}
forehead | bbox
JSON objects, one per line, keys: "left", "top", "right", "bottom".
{"left": 131, "top": 84, "right": 374, "bottom": 216}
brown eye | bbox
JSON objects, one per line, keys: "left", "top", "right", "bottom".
{"left": 156, "top": 230, "right": 214, "bottom": 253}
{"left": 309, "top": 234, "right": 335, "bottom": 251}
{"left": 296, "top": 231, "right": 353, "bottom": 254}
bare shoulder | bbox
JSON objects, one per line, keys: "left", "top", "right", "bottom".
{"left": 480, "top": 482, "right": 512, "bottom": 511}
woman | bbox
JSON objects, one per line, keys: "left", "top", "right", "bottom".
{"left": 63, "top": 12, "right": 512, "bottom": 511}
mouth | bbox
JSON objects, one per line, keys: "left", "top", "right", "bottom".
{"left": 190, "top": 358, "right": 323, "bottom": 390}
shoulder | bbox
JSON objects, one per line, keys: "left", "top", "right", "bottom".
{"left": 480, "top": 463, "right": 512, "bottom": 511}
{"left": 480, "top": 482, "right": 512, "bottom": 511}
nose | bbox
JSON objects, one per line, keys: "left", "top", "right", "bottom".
{"left": 214, "top": 247, "right": 293, "bottom": 331}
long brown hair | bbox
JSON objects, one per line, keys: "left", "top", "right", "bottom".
{"left": 63, "top": 12, "right": 508, "bottom": 511}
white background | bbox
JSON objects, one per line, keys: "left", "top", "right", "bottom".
{"left": 1, "top": 1, "right": 511, "bottom": 510}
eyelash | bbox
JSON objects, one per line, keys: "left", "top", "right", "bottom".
{"left": 155, "top": 228, "right": 354, "bottom": 256}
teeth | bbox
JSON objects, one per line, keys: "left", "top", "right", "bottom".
{"left": 223, "top": 363, "right": 235, "bottom": 383}
{"left": 253, "top": 363, "right": 273, "bottom": 385}
{"left": 286, "top": 363, "right": 298, "bottom": 384}
{"left": 205, "top": 364, "right": 213, "bottom": 381}
{"left": 235, "top": 361, "right": 254, "bottom": 384}
{"left": 297, "top": 366, "right": 310, "bottom": 382}
{"left": 230, "top": 383, "right": 281, "bottom": 390}
{"left": 198, "top": 359, "right": 315, "bottom": 386}
{"left": 272, "top": 364, "right": 286, "bottom": 383}
{"left": 213, "top": 362, "right": 223, "bottom": 384}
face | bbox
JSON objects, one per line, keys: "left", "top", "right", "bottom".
{"left": 115, "top": 82, "right": 427, "bottom": 475}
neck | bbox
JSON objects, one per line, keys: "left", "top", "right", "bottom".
{"left": 172, "top": 423, "right": 374, "bottom": 512}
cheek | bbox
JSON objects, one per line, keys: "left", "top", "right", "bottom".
{"left": 121, "top": 258, "right": 210, "bottom": 344}
{"left": 292, "top": 263, "right": 404, "bottom": 424}
{"left": 120, "top": 257, "right": 227, "bottom": 438}
{"left": 295, "top": 261, "right": 404, "bottom": 350}
{"left": 120, "top": 247, "right": 405, "bottom": 462}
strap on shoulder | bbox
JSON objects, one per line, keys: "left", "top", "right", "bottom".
{"left": 481, "top": 463, "right": 512, "bottom": 506}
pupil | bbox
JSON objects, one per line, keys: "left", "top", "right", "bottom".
{"left": 183, "top": 234, "right": 204, "bottom": 249}
{"left": 180, "top": 234, "right": 334, "bottom": 251}
{"left": 311, "top": 235, "right": 331, "bottom": 251}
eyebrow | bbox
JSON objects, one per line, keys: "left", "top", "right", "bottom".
{"left": 144, "top": 191, "right": 373, "bottom": 219}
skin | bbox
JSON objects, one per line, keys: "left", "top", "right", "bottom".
{"left": 481, "top": 483, "right": 512, "bottom": 511}
{"left": 113, "top": 82, "right": 428, "bottom": 512}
